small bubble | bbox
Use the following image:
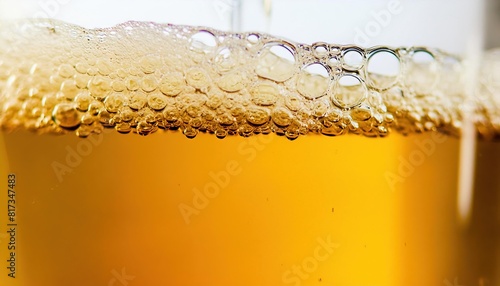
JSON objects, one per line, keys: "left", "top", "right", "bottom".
{"left": 206, "top": 94, "right": 223, "bottom": 109}
{"left": 139, "top": 55, "right": 160, "bottom": 74}
{"left": 250, "top": 82, "right": 279, "bottom": 106}
{"left": 217, "top": 113, "right": 236, "bottom": 126}
{"left": 163, "top": 107, "right": 180, "bottom": 123}
{"left": 246, "top": 108, "right": 270, "bottom": 126}
{"left": 159, "top": 72, "right": 185, "bottom": 96}
{"left": 342, "top": 48, "right": 364, "bottom": 71}
{"left": 126, "top": 77, "right": 140, "bottom": 91}
{"left": 246, "top": 33, "right": 259, "bottom": 45}
{"left": 111, "top": 80, "right": 126, "bottom": 92}
{"left": 137, "top": 120, "right": 156, "bottom": 136}
{"left": 98, "top": 109, "right": 112, "bottom": 126}
{"left": 74, "top": 91, "right": 92, "bottom": 111}
{"left": 366, "top": 48, "right": 400, "bottom": 90}
{"left": 185, "top": 68, "right": 211, "bottom": 90}
{"left": 189, "top": 30, "right": 218, "bottom": 54}
{"left": 76, "top": 125, "right": 92, "bottom": 138}
{"left": 312, "top": 43, "right": 328, "bottom": 58}
{"left": 351, "top": 105, "right": 372, "bottom": 121}
{"left": 116, "top": 122, "right": 132, "bottom": 134}
{"left": 147, "top": 92, "right": 168, "bottom": 111}
{"left": 74, "top": 74, "right": 90, "bottom": 89}
{"left": 52, "top": 103, "right": 80, "bottom": 129}
{"left": 183, "top": 125, "right": 198, "bottom": 138}
{"left": 186, "top": 104, "right": 202, "bottom": 118}
{"left": 271, "top": 108, "right": 292, "bottom": 127}
{"left": 59, "top": 79, "right": 78, "bottom": 100}
{"left": 215, "top": 47, "right": 238, "bottom": 73}
{"left": 312, "top": 100, "right": 329, "bottom": 117}
{"left": 255, "top": 42, "right": 296, "bottom": 82}
{"left": 285, "top": 94, "right": 303, "bottom": 112}
{"left": 88, "top": 76, "right": 111, "bottom": 100}
{"left": 104, "top": 92, "right": 127, "bottom": 113}
{"left": 141, "top": 75, "right": 158, "bottom": 92}
{"left": 88, "top": 101, "right": 104, "bottom": 116}
{"left": 129, "top": 91, "right": 147, "bottom": 110}
{"left": 332, "top": 74, "right": 367, "bottom": 109}
{"left": 75, "top": 62, "right": 89, "bottom": 74}
{"left": 215, "top": 128, "right": 228, "bottom": 139}
{"left": 217, "top": 73, "right": 244, "bottom": 92}
{"left": 404, "top": 49, "right": 438, "bottom": 95}
{"left": 285, "top": 129, "right": 300, "bottom": 140}
{"left": 297, "top": 63, "right": 330, "bottom": 99}
{"left": 58, "top": 64, "right": 75, "bottom": 78}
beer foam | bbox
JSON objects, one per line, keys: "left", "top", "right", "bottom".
{"left": 0, "top": 19, "right": 497, "bottom": 139}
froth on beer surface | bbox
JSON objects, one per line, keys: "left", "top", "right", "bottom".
{"left": 0, "top": 18, "right": 498, "bottom": 140}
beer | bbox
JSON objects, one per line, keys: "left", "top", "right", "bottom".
{"left": 0, "top": 5, "right": 498, "bottom": 286}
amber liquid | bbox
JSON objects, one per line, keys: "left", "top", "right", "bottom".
{"left": 0, "top": 130, "right": 498, "bottom": 286}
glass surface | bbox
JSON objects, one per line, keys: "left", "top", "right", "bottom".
{"left": 0, "top": 1, "right": 498, "bottom": 286}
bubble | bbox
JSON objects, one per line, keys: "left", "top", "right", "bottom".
{"left": 183, "top": 125, "right": 198, "bottom": 138}
{"left": 88, "top": 101, "right": 104, "bottom": 116}
{"left": 75, "top": 74, "right": 90, "bottom": 89}
{"left": 312, "top": 43, "right": 328, "bottom": 58}
{"left": 52, "top": 103, "right": 80, "bottom": 129}
{"left": 285, "top": 94, "right": 303, "bottom": 112}
{"left": 206, "top": 94, "right": 223, "bottom": 109}
{"left": 74, "top": 91, "right": 92, "bottom": 111}
{"left": 366, "top": 48, "right": 400, "bottom": 90}
{"left": 246, "top": 108, "right": 270, "bottom": 126}
{"left": 116, "top": 122, "right": 132, "bottom": 134}
{"left": 96, "top": 59, "right": 114, "bottom": 76}
{"left": 75, "top": 62, "right": 89, "bottom": 74}
{"left": 104, "top": 92, "right": 127, "bottom": 113}
{"left": 189, "top": 30, "right": 217, "bottom": 54}
{"left": 342, "top": 48, "right": 364, "bottom": 71}
{"left": 112, "top": 80, "right": 126, "bottom": 92}
{"left": 250, "top": 82, "right": 279, "bottom": 106}
{"left": 185, "top": 67, "right": 211, "bottom": 90}
{"left": 217, "top": 73, "right": 244, "bottom": 92}
{"left": 255, "top": 42, "right": 296, "bottom": 82}
{"left": 159, "top": 72, "right": 185, "bottom": 96}
{"left": 312, "top": 100, "right": 329, "bottom": 117}
{"left": 163, "top": 107, "right": 180, "bottom": 123}
{"left": 80, "top": 113, "right": 95, "bottom": 125}
{"left": 141, "top": 74, "right": 158, "bottom": 92}
{"left": 129, "top": 91, "right": 147, "bottom": 110}
{"left": 76, "top": 125, "right": 92, "bottom": 138}
{"left": 272, "top": 108, "right": 292, "bottom": 127}
{"left": 126, "top": 77, "right": 140, "bottom": 91}
{"left": 139, "top": 55, "right": 160, "bottom": 74}
{"left": 215, "top": 128, "right": 228, "bottom": 139}
{"left": 328, "top": 57, "right": 339, "bottom": 68}
{"left": 351, "top": 105, "right": 372, "bottom": 121}
{"left": 404, "top": 49, "right": 438, "bottom": 95}
{"left": 58, "top": 63, "right": 75, "bottom": 78}
{"left": 246, "top": 33, "right": 259, "bottom": 45}
{"left": 214, "top": 47, "right": 238, "bottom": 73}
{"left": 59, "top": 79, "right": 78, "bottom": 100}
{"left": 137, "top": 120, "right": 156, "bottom": 136}
{"left": 147, "top": 92, "right": 168, "bottom": 111}
{"left": 332, "top": 74, "right": 367, "bottom": 109}
{"left": 297, "top": 63, "right": 330, "bottom": 99}
{"left": 88, "top": 76, "right": 111, "bottom": 100}
{"left": 217, "top": 113, "right": 236, "bottom": 126}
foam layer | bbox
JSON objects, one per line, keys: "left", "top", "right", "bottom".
{"left": 0, "top": 19, "right": 497, "bottom": 139}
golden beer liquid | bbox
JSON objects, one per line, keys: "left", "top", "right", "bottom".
{"left": 0, "top": 19, "right": 498, "bottom": 285}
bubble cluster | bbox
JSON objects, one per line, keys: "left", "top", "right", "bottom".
{"left": 0, "top": 19, "right": 496, "bottom": 139}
